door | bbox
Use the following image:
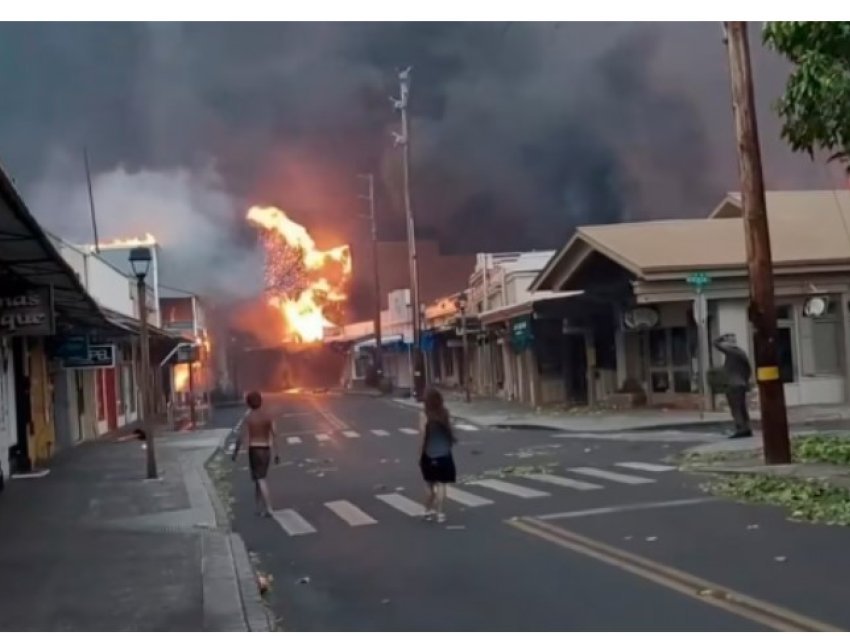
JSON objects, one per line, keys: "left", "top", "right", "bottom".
{"left": 562, "top": 333, "right": 588, "bottom": 405}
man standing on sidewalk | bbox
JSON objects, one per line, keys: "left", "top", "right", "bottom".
{"left": 713, "top": 334, "right": 753, "bottom": 439}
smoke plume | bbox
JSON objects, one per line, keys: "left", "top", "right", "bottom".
{"left": 0, "top": 22, "right": 837, "bottom": 313}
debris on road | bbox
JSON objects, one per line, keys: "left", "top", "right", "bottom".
{"left": 645, "top": 536, "right": 658, "bottom": 542}
{"left": 774, "top": 555, "right": 787, "bottom": 563}
{"left": 297, "top": 576, "right": 311, "bottom": 585}
{"left": 746, "top": 524, "right": 760, "bottom": 530}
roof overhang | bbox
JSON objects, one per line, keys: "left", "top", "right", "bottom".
{"left": 529, "top": 229, "right": 644, "bottom": 293}
{"left": 0, "top": 165, "right": 113, "bottom": 334}
{"left": 480, "top": 291, "right": 584, "bottom": 325}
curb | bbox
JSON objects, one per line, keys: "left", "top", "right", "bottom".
{"left": 199, "top": 447, "right": 275, "bottom": 631}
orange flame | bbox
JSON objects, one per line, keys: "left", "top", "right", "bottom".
{"left": 96, "top": 232, "right": 157, "bottom": 249}
{"left": 246, "top": 206, "right": 351, "bottom": 344}
{"left": 174, "top": 364, "right": 190, "bottom": 392}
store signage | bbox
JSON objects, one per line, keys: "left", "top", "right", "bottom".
{"left": 62, "top": 344, "right": 116, "bottom": 369}
{"left": 0, "top": 287, "right": 55, "bottom": 337}
{"left": 54, "top": 335, "right": 90, "bottom": 360}
{"left": 176, "top": 344, "right": 200, "bottom": 363}
{"left": 622, "top": 307, "right": 659, "bottom": 331}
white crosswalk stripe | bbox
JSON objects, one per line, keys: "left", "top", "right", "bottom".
{"left": 468, "top": 479, "right": 550, "bottom": 498}
{"left": 272, "top": 509, "right": 317, "bottom": 536}
{"left": 455, "top": 423, "right": 479, "bottom": 432}
{"left": 398, "top": 427, "right": 418, "bottom": 435}
{"left": 569, "top": 467, "right": 655, "bottom": 485}
{"left": 315, "top": 433, "right": 331, "bottom": 442}
{"left": 615, "top": 462, "right": 677, "bottom": 473}
{"left": 286, "top": 436, "right": 302, "bottom": 445}
{"left": 324, "top": 500, "right": 377, "bottom": 526}
{"left": 520, "top": 473, "right": 602, "bottom": 491}
{"left": 370, "top": 429, "right": 390, "bottom": 437}
{"left": 342, "top": 430, "right": 360, "bottom": 438}
{"left": 375, "top": 493, "right": 426, "bottom": 516}
{"left": 445, "top": 486, "right": 493, "bottom": 507}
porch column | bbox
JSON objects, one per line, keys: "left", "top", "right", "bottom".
{"left": 584, "top": 332, "right": 596, "bottom": 408}
{"left": 841, "top": 292, "right": 850, "bottom": 403}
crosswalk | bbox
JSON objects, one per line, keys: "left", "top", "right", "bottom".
{"left": 268, "top": 461, "right": 678, "bottom": 537}
{"left": 283, "top": 424, "right": 481, "bottom": 445}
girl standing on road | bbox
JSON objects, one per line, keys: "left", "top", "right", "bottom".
{"left": 418, "top": 387, "right": 457, "bottom": 523}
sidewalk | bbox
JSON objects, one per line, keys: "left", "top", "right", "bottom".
{"left": 0, "top": 424, "right": 270, "bottom": 631}
{"left": 393, "top": 393, "right": 850, "bottom": 434}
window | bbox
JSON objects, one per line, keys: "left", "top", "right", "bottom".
{"left": 648, "top": 325, "right": 696, "bottom": 393}
{"left": 798, "top": 299, "right": 841, "bottom": 377}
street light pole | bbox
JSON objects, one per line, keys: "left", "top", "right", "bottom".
{"left": 358, "top": 173, "right": 383, "bottom": 383}
{"left": 130, "top": 247, "right": 158, "bottom": 479}
{"left": 455, "top": 292, "right": 471, "bottom": 403}
{"left": 393, "top": 67, "right": 425, "bottom": 401}
{"left": 724, "top": 21, "right": 791, "bottom": 464}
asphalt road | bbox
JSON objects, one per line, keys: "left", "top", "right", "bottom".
{"left": 217, "top": 393, "right": 850, "bottom": 631}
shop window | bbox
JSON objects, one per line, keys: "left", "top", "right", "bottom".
{"left": 648, "top": 326, "right": 696, "bottom": 393}
{"left": 813, "top": 320, "right": 841, "bottom": 374}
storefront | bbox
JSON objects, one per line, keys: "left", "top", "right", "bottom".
{"left": 531, "top": 190, "right": 850, "bottom": 410}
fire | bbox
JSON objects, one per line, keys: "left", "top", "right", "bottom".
{"left": 174, "top": 364, "right": 190, "bottom": 392}
{"left": 246, "top": 206, "right": 351, "bottom": 344}
{"left": 97, "top": 232, "right": 157, "bottom": 249}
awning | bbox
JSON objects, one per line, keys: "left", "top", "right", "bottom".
{"left": 479, "top": 291, "right": 584, "bottom": 326}
{"left": 100, "top": 307, "right": 190, "bottom": 341}
{"left": 354, "top": 333, "right": 411, "bottom": 352}
{"left": 0, "top": 164, "right": 112, "bottom": 333}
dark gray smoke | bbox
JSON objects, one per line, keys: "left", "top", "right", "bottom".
{"left": 0, "top": 22, "right": 834, "bottom": 300}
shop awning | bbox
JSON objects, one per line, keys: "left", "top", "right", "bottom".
{"left": 0, "top": 164, "right": 112, "bottom": 333}
{"left": 479, "top": 291, "right": 584, "bottom": 326}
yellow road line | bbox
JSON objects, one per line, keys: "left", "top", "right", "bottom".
{"left": 507, "top": 517, "right": 841, "bottom": 632}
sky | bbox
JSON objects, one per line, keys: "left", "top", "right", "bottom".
{"left": 0, "top": 22, "right": 840, "bottom": 302}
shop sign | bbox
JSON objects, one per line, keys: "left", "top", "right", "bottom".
{"left": 622, "top": 306, "right": 659, "bottom": 331}
{"left": 54, "top": 335, "right": 90, "bottom": 360}
{"left": 177, "top": 344, "right": 200, "bottom": 363}
{"left": 0, "top": 287, "right": 55, "bottom": 337}
{"left": 510, "top": 317, "right": 534, "bottom": 352}
{"left": 62, "top": 344, "right": 116, "bottom": 369}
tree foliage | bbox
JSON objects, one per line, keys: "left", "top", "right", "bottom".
{"left": 763, "top": 21, "right": 850, "bottom": 169}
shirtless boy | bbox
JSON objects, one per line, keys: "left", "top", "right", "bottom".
{"left": 231, "top": 391, "right": 279, "bottom": 516}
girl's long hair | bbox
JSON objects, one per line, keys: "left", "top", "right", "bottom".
{"left": 423, "top": 386, "right": 455, "bottom": 443}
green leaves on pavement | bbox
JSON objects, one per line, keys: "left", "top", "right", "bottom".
{"left": 793, "top": 434, "right": 850, "bottom": 465}
{"left": 704, "top": 474, "right": 850, "bottom": 525}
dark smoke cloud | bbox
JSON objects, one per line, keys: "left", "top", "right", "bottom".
{"left": 0, "top": 22, "right": 835, "bottom": 303}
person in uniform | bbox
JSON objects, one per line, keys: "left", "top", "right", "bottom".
{"left": 713, "top": 334, "right": 754, "bottom": 439}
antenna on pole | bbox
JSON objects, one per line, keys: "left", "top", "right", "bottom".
{"left": 83, "top": 146, "right": 100, "bottom": 253}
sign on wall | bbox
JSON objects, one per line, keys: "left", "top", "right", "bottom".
{"left": 62, "top": 344, "right": 116, "bottom": 369}
{"left": 0, "top": 287, "right": 55, "bottom": 337}
{"left": 176, "top": 344, "right": 200, "bottom": 363}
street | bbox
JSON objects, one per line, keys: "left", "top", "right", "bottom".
{"left": 220, "top": 393, "right": 850, "bottom": 631}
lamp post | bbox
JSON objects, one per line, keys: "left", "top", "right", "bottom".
{"left": 455, "top": 292, "right": 471, "bottom": 403}
{"left": 129, "top": 246, "right": 157, "bottom": 479}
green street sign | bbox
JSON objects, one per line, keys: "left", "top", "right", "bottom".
{"left": 686, "top": 272, "right": 711, "bottom": 289}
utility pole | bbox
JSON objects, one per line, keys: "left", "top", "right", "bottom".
{"left": 724, "top": 21, "right": 791, "bottom": 464}
{"left": 358, "top": 173, "right": 383, "bottom": 383}
{"left": 138, "top": 278, "right": 157, "bottom": 477}
{"left": 393, "top": 66, "right": 425, "bottom": 401}
{"left": 83, "top": 147, "right": 100, "bottom": 253}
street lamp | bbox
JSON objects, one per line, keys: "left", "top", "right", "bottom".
{"left": 454, "top": 291, "right": 471, "bottom": 403}
{"left": 129, "top": 246, "right": 157, "bottom": 479}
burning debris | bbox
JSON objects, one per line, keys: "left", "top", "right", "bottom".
{"left": 246, "top": 206, "right": 351, "bottom": 344}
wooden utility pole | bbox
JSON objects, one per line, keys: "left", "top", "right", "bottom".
{"left": 724, "top": 21, "right": 791, "bottom": 464}
{"left": 358, "top": 173, "right": 383, "bottom": 382}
